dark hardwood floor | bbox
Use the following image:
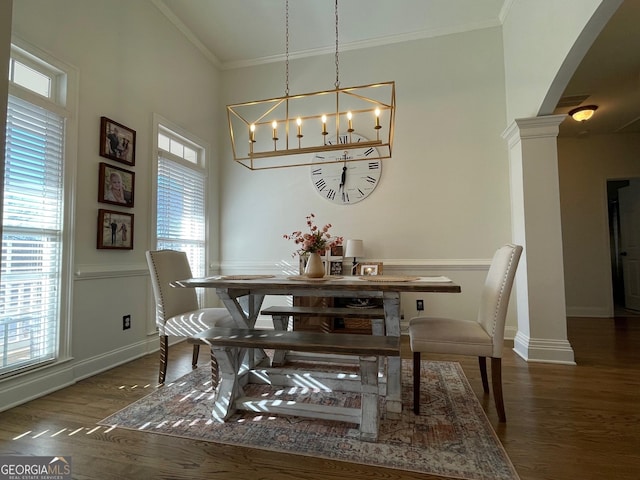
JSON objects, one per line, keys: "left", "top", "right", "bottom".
{"left": 0, "top": 316, "right": 638, "bottom": 480}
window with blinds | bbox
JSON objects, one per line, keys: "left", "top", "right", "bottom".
{"left": 156, "top": 128, "right": 207, "bottom": 278}
{"left": 1, "top": 96, "right": 64, "bottom": 376}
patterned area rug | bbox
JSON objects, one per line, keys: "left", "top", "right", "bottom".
{"left": 99, "top": 359, "right": 519, "bottom": 480}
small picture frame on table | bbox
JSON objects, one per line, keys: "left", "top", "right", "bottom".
{"left": 97, "top": 209, "right": 134, "bottom": 250}
{"left": 329, "top": 261, "right": 343, "bottom": 275}
{"left": 99, "top": 116, "right": 136, "bottom": 166}
{"left": 357, "top": 262, "right": 383, "bottom": 276}
{"left": 98, "top": 162, "right": 134, "bottom": 207}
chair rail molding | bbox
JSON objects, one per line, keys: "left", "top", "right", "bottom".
{"left": 217, "top": 258, "right": 492, "bottom": 275}
{"left": 75, "top": 264, "right": 149, "bottom": 280}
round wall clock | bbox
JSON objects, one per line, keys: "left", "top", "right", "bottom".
{"left": 310, "top": 133, "right": 382, "bottom": 205}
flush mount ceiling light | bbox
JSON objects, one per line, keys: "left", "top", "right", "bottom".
{"left": 226, "top": 0, "right": 395, "bottom": 170}
{"left": 568, "top": 105, "right": 598, "bottom": 122}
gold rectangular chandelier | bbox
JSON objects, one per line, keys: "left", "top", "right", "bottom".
{"left": 226, "top": 0, "right": 395, "bottom": 170}
{"left": 227, "top": 81, "right": 395, "bottom": 170}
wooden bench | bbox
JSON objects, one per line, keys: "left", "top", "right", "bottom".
{"left": 189, "top": 326, "right": 400, "bottom": 442}
{"left": 261, "top": 305, "right": 385, "bottom": 325}
{"left": 260, "top": 305, "right": 387, "bottom": 365}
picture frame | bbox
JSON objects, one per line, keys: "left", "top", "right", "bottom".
{"left": 329, "top": 261, "right": 343, "bottom": 275}
{"left": 97, "top": 209, "right": 134, "bottom": 250}
{"left": 98, "top": 162, "right": 134, "bottom": 207}
{"left": 357, "top": 262, "right": 383, "bottom": 276}
{"left": 99, "top": 116, "right": 136, "bottom": 165}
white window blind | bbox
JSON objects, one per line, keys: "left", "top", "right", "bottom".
{"left": 1, "top": 95, "right": 64, "bottom": 376}
{"left": 156, "top": 155, "right": 206, "bottom": 277}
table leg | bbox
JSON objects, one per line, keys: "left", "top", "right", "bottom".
{"left": 359, "top": 355, "right": 380, "bottom": 441}
{"left": 217, "top": 291, "right": 267, "bottom": 369}
{"left": 270, "top": 314, "right": 289, "bottom": 366}
{"left": 383, "top": 292, "right": 402, "bottom": 413}
{"left": 210, "top": 346, "right": 244, "bottom": 421}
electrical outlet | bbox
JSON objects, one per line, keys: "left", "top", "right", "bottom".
{"left": 416, "top": 299, "right": 424, "bottom": 311}
{"left": 123, "top": 314, "right": 131, "bottom": 330}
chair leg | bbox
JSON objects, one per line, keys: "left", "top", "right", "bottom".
{"left": 159, "top": 335, "right": 168, "bottom": 384}
{"left": 478, "top": 356, "right": 489, "bottom": 393}
{"left": 192, "top": 344, "right": 200, "bottom": 369}
{"left": 413, "top": 351, "right": 421, "bottom": 415}
{"left": 491, "top": 357, "right": 506, "bottom": 422}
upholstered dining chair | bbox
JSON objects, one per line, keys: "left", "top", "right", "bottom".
{"left": 409, "top": 243, "right": 522, "bottom": 421}
{"left": 146, "top": 250, "right": 234, "bottom": 384}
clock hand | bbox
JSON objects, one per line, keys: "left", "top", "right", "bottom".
{"left": 339, "top": 152, "right": 348, "bottom": 190}
{"left": 340, "top": 166, "right": 347, "bottom": 190}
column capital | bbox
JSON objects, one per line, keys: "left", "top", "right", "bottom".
{"left": 502, "top": 114, "right": 566, "bottom": 146}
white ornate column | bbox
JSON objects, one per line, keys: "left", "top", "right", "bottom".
{"left": 503, "top": 115, "right": 576, "bottom": 364}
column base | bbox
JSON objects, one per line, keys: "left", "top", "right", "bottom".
{"left": 513, "top": 331, "right": 576, "bottom": 365}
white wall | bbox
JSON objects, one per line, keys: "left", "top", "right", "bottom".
{"left": 558, "top": 133, "right": 640, "bottom": 317}
{"left": 219, "top": 27, "right": 513, "bottom": 325}
{"left": 2, "top": 0, "right": 221, "bottom": 411}
{"left": 502, "top": 0, "right": 615, "bottom": 119}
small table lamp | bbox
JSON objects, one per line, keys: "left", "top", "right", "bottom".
{"left": 345, "top": 239, "right": 364, "bottom": 275}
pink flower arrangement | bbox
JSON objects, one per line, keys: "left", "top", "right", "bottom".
{"left": 283, "top": 213, "right": 343, "bottom": 257}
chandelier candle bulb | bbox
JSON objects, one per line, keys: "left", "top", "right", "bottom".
{"left": 249, "top": 124, "right": 256, "bottom": 143}
{"left": 296, "top": 117, "right": 303, "bottom": 148}
{"left": 272, "top": 121, "right": 278, "bottom": 140}
{"left": 347, "top": 111, "right": 354, "bottom": 132}
{"left": 321, "top": 114, "right": 328, "bottom": 145}
{"left": 374, "top": 108, "right": 381, "bottom": 129}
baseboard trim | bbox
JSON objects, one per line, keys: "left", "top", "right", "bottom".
{"left": 72, "top": 337, "right": 158, "bottom": 381}
{"left": 0, "top": 336, "right": 160, "bottom": 413}
{"left": 513, "top": 331, "right": 576, "bottom": 365}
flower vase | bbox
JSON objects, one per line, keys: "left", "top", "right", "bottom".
{"left": 304, "top": 252, "right": 325, "bottom": 278}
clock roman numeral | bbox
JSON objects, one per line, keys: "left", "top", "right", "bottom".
{"left": 364, "top": 148, "right": 375, "bottom": 157}
{"left": 311, "top": 167, "right": 322, "bottom": 175}
{"left": 365, "top": 176, "right": 377, "bottom": 184}
{"left": 368, "top": 161, "right": 379, "bottom": 169}
{"left": 342, "top": 191, "right": 349, "bottom": 203}
{"left": 338, "top": 135, "right": 348, "bottom": 144}
{"left": 326, "top": 189, "right": 336, "bottom": 200}
{"left": 315, "top": 178, "right": 327, "bottom": 191}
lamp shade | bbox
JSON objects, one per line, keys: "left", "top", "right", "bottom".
{"left": 345, "top": 239, "right": 364, "bottom": 258}
{"left": 568, "top": 105, "right": 598, "bottom": 122}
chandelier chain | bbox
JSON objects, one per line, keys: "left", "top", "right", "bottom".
{"left": 334, "top": 0, "right": 339, "bottom": 89}
{"left": 285, "top": 0, "right": 290, "bottom": 96}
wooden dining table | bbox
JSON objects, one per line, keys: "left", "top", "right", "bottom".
{"left": 173, "top": 274, "right": 461, "bottom": 419}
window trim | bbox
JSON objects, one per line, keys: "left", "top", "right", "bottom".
{"left": 150, "top": 113, "right": 210, "bottom": 333}
{"left": 3, "top": 37, "right": 79, "bottom": 374}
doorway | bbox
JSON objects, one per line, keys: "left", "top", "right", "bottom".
{"left": 607, "top": 178, "right": 640, "bottom": 314}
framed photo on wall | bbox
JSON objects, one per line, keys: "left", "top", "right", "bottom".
{"left": 357, "top": 262, "right": 383, "bottom": 276}
{"left": 97, "top": 209, "right": 134, "bottom": 250}
{"left": 99, "top": 116, "right": 136, "bottom": 166}
{"left": 98, "top": 162, "right": 134, "bottom": 207}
